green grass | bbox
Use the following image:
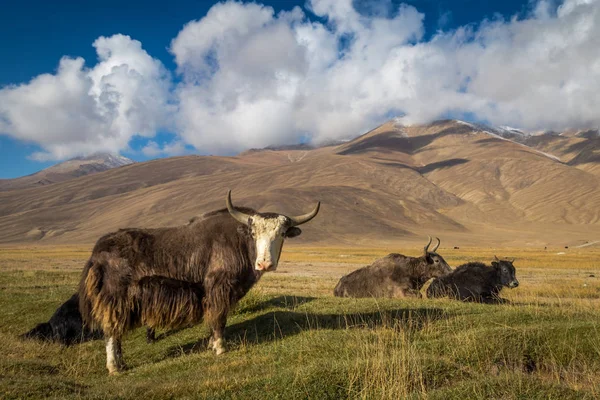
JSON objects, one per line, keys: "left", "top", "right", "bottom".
{"left": 1, "top": 246, "right": 599, "bottom": 399}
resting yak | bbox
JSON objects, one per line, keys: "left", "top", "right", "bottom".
{"left": 426, "top": 256, "right": 519, "bottom": 303}
{"left": 21, "top": 293, "right": 103, "bottom": 345}
{"left": 78, "top": 190, "right": 320, "bottom": 374}
{"left": 333, "top": 237, "right": 452, "bottom": 298}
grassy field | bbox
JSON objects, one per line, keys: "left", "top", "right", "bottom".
{"left": 1, "top": 245, "right": 599, "bottom": 399}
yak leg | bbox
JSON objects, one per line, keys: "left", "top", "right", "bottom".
{"left": 146, "top": 327, "right": 156, "bottom": 343}
{"left": 482, "top": 295, "right": 508, "bottom": 304}
{"left": 105, "top": 336, "right": 125, "bottom": 375}
{"left": 206, "top": 311, "right": 228, "bottom": 355}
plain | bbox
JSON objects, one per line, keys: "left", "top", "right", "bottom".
{"left": 1, "top": 245, "right": 599, "bottom": 399}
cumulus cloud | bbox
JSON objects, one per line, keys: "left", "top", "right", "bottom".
{"left": 170, "top": 0, "right": 600, "bottom": 153}
{"left": 141, "top": 140, "right": 188, "bottom": 158}
{"left": 1, "top": 0, "right": 600, "bottom": 160}
{"left": 0, "top": 34, "right": 173, "bottom": 161}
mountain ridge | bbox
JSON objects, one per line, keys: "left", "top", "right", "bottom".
{"left": 0, "top": 120, "right": 598, "bottom": 247}
{"left": 0, "top": 153, "right": 134, "bottom": 192}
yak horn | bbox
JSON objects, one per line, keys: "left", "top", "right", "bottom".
{"left": 289, "top": 201, "right": 321, "bottom": 227}
{"left": 226, "top": 190, "right": 252, "bottom": 225}
{"left": 424, "top": 236, "right": 432, "bottom": 255}
{"left": 432, "top": 237, "right": 441, "bottom": 252}
{"left": 494, "top": 255, "right": 500, "bottom": 261}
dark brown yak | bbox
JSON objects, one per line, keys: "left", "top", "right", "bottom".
{"left": 333, "top": 237, "right": 452, "bottom": 298}
{"left": 78, "top": 191, "right": 320, "bottom": 374}
{"left": 426, "top": 256, "right": 519, "bottom": 303}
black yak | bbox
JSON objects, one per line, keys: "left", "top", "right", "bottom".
{"left": 78, "top": 190, "right": 320, "bottom": 374}
{"left": 333, "top": 237, "right": 452, "bottom": 298}
{"left": 21, "top": 293, "right": 103, "bottom": 345}
{"left": 426, "top": 256, "right": 519, "bottom": 303}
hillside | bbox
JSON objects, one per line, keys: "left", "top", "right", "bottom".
{"left": 0, "top": 120, "right": 598, "bottom": 247}
{"left": 0, "top": 153, "right": 134, "bottom": 191}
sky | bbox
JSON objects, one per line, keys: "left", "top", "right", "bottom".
{"left": 0, "top": 0, "right": 598, "bottom": 178}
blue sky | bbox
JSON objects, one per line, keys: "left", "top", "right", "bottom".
{"left": 1, "top": 0, "right": 596, "bottom": 178}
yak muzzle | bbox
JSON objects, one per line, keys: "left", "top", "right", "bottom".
{"left": 256, "top": 261, "right": 274, "bottom": 271}
{"left": 509, "top": 280, "right": 519, "bottom": 288}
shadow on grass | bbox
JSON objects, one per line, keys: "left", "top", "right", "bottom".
{"left": 235, "top": 295, "right": 317, "bottom": 314}
{"left": 164, "top": 307, "right": 447, "bottom": 359}
{"left": 147, "top": 296, "right": 317, "bottom": 344}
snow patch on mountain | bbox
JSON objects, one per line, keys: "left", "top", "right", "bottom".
{"left": 454, "top": 120, "right": 561, "bottom": 162}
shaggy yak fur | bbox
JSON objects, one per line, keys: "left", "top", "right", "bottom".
{"left": 78, "top": 193, "right": 319, "bottom": 374}
{"left": 21, "top": 293, "right": 163, "bottom": 345}
{"left": 333, "top": 238, "right": 452, "bottom": 298}
{"left": 426, "top": 258, "right": 519, "bottom": 303}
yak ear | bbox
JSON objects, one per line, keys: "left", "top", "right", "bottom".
{"left": 285, "top": 227, "right": 302, "bottom": 238}
{"left": 491, "top": 261, "right": 500, "bottom": 269}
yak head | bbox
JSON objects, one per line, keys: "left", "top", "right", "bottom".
{"left": 492, "top": 256, "right": 519, "bottom": 288}
{"left": 226, "top": 190, "right": 320, "bottom": 271}
{"left": 423, "top": 236, "right": 453, "bottom": 277}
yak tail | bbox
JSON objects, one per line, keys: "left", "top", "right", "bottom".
{"left": 78, "top": 257, "right": 136, "bottom": 337}
{"left": 79, "top": 259, "right": 104, "bottom": 332}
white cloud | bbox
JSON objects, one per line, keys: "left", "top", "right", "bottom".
{"left": 141, "top": 140, "right": 188, "bottom": 157}
{"left": 171, "top": 0, "right": 600, "bottom": 152}
{"left": 2, "top": 0, "right": 600, "bottom": 160}
{"left": 0, "top": 34, "right": 173, "bottom": 161}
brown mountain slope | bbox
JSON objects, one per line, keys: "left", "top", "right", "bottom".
{"left": 525, "top": 129, "right": 600, "bottom": 176}
{"left": 0, "top": 120, "right": 598, "bottom": 247}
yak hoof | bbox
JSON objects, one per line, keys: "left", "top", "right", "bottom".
{"left": 211, "top": 338, "right": 226, "bottom": 355}
{"left": 108, "top": 365, "right": 125, "bottom": 376}
{"left": 215, "top": 346, "right": 226, "bottom": 356}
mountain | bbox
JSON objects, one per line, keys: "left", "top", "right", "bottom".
{"left": 0, "top": 153, "right": 135, "bottom": 192}
{"left": 523, "top": 129, "right": 600, "bottom": 176}
{"left": 0, "top": 120, "right": 598, "bottom": 247}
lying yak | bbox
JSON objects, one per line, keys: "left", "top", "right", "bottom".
{"left": 333, "top": 237, "right": 452, "bottom": 298}
{"left": 21, "top": 293, "right": 159, "bottom": 345}
{"left": 426, "top": 256, "right": 519, "bottom": 303}
{"left": 21, "top": 293, "right": 103, "bottom": 345}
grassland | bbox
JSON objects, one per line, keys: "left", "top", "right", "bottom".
{"left": 1, "top": 245, "right": 599, "bottom": 399}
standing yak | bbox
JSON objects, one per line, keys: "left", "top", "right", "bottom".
{"left": 333, "top": 237, "right": 452, "bottom": 298}
{"left": 78, "top": 191, "right": 320, "bottom": 374}
{"left": 426, "top": 256, "right": 519, "bottom": 303}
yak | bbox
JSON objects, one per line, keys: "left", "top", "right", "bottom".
{"left": 21, "top": 293, "right": 103, "bottom": 345}
{"left": 426, "top": 256, "right": 519, "bottom": 303}
{"left": 78, "top": 190, "right": 320, "bottom": 374}
{"left": 21, "top": 292, "right": 160, "bottom": 345}
{"left": 333, "top": 237, "right": 452, "bottom": 298}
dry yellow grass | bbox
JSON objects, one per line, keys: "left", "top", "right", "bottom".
{"left": 1, "top": 245, "right": 599, "bottom": 399}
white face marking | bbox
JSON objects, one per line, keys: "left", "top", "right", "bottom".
{"left": 251, "top": 215, "right": 288, "bottom": 271}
